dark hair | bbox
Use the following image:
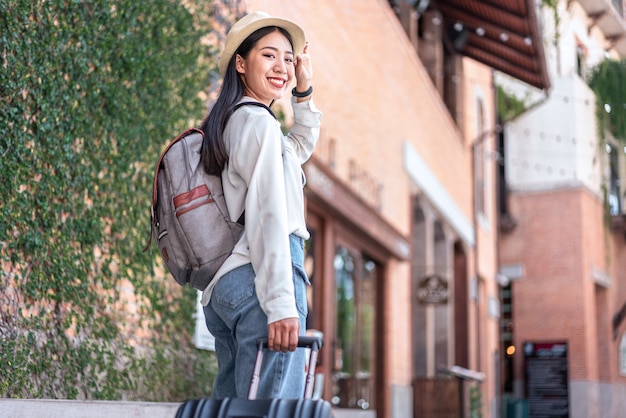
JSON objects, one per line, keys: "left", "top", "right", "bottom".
{"left": 200, "top": 26, "right": 294, "bottom": 175}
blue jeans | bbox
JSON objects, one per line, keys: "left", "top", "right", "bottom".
{"left": 203, "top": 234, "right": 309, "bottom": 399}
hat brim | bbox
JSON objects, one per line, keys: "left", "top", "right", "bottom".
{"left": 219, "top": 13, "right": 306, "bottom": 77}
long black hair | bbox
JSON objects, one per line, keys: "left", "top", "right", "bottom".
{"left": 200, "top": 26, "right": 294, "bottom": 175}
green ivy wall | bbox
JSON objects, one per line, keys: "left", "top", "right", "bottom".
{"left": 1, "top": 0, "right": 222, "bottom": 401}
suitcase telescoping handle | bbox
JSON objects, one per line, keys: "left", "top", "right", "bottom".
{"left": 248, "top": 336, "right": 323, "bottom": 400}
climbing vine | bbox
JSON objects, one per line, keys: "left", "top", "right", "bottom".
{"left": 587, "top": 59, "right": 626, "bottom": 143}
{"left": 0, "top": 0, "right": 229, "bottom": 400}
{"left": 542, "top": 0, "right": 560, "bottom": 43}
{"left": 496, "top": 85, "right": 529, "bottom": 122}
{"left": 469, "top": 383, "right": 483, "bottom": 418}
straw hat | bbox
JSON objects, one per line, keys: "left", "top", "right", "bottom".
{"left": 219, "top": 11, "right": 306, "bottom": 76}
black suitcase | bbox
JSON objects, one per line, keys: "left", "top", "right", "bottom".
{"left": 175, "top": 336, "right": 333, "bottom": 418}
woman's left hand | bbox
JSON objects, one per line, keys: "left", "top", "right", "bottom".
{"left": 294, "top": 42, "right": 312, "bottom": 92}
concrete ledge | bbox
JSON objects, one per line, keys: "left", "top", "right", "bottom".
{"left": 0, "top": 399, "right": 181, "bottom": 418}
{"left": 0, "top": 398, "right": 373, "bottom": 417}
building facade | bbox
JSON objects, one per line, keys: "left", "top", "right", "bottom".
{"left": 222, "top": 1, "right": 551, "bottom": 417}
{"left": 497, "top": 1, "right": 626, "bottom": 417}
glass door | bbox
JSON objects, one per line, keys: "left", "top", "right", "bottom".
{"left": 331, "top": 244, "right": 378, "bottom": 410}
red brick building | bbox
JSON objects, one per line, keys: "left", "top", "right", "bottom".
{"left": 234, "top": 1, "right": 550, "bottom": 417}
{"left": 497, "top": 1, "right": 626, "bottom": 416}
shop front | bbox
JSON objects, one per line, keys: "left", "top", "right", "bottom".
{"left": 303, "top": 156, "right": 410, "bottom": 417}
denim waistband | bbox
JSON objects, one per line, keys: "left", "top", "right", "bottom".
{"left": 289, "top": 234, "right": 305, "bottom": 267}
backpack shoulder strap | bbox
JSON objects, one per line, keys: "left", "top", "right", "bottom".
{"left": 231, "top": 101, "right": 277, "bottom": 119}
{"left": 150, "top": 128, "right": 203, "bottom": 210}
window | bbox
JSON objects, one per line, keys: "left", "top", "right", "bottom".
{"left": 576, "top": 46, "right": 586, "bottom": 78}
{"left": 501, "top": 283, "right": 514, "bottom": 393}
{"left": 332, "top": 245, "right": 378, "bottom": 410}
{"left": 475, "top": 141, "right": 486, "bottom": 216}
{"left": 575, "top": 36, "right": 588, "bottom": 78}
{"left": 620, "top": 334, "right": 626, "bottom": 376}
{"left": 304, "top": 228, "right": 317, "bottom": 330}
{"left": 475, "top": 99, "right": 487, "bottom": 218}
{"left": 607, "top": 144, "right": 621, "bottom": 216}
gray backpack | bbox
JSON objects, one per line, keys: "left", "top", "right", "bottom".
{"left": 145, "top": 102, "right": 274, "bottom": 290}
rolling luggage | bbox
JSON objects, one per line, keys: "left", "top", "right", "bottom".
{"left": 175, "top": 336, "right": 333, "bottom": 418}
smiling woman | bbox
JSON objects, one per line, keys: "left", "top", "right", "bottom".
{"left": 196, "top": 11, "right": 323, "bottom": 399}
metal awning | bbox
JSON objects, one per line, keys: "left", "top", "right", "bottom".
{"left": 432, "top": 0, "right": 551, "bottom": 90}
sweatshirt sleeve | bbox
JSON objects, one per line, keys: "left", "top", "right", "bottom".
{"left": 285, "top": 97, "right": 323, "bottom": 162}
{"left": 229, "top": 110, "right": 298, "bottom": 324}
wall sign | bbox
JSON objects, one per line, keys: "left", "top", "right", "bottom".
{"left": 416, "top": 274, "right": 449, "bottom": 304}
{"left": 524, "top": 341, "right": 569, "bottom": 417}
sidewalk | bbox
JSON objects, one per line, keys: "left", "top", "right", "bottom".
{"left": 0, "top": 399, "right": 180, "bottom": 418}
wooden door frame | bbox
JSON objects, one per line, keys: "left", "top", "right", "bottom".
{"left": 307, "top": 203, "right": 389, "bottom": 415}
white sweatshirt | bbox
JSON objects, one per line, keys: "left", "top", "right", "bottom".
{"left": 201, "top": 96, "right": 322, "bottom": 325}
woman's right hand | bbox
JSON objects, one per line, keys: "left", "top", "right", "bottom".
{"left": 267, "top": 317, "right": 300, "bottom": 352}
{"left": 293, "top": 42, "right": 312, "bottom": 96}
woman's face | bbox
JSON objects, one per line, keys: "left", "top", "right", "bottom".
{"left": 235, "top": 30, "right": 294, "bottom": 106}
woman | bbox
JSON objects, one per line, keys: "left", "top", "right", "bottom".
{"left": 199, "top": 11, "right": 322, "bottom": 399}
